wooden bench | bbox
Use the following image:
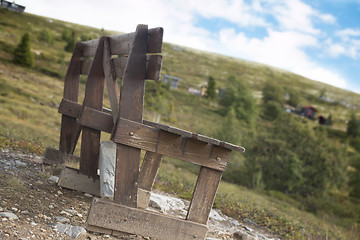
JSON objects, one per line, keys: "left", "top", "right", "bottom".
{"left": 55, "top": 24, "right": 245, "bottom": 240}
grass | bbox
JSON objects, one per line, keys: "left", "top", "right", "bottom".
{"left": 0, "top": 8, "right": 360, "bottom": 239}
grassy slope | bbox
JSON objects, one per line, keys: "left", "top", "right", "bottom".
{"left": 1, "top": 9, "right": 360, "bottom": 239}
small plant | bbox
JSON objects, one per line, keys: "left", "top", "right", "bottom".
{"left": 38, "top": 28, "right": 54, "bottom": 45}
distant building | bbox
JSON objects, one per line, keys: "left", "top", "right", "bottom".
{"left": 1, "top": 0, "right": 25, "bottom": 13}
{"left": 301, "top": 106, "right": 318, "bottom": 120}
{"left": 162, "top": 74, "right": 180, "bottom": 89}
{"left": 187, "top": 86, "right": 207, "bottom": 96}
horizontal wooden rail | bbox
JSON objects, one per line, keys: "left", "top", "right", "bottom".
{"left": 58, "top": 99, "right": 245, "bottom": 154}
{"left": 80, "top": 55, "right": 162, "bottom": 80}
{"left": 82, "top": 27, "right": 163, "bottom": 57}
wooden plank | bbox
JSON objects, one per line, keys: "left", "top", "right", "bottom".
{"left": 82, "top": 38, "right": 100, "bottom": 57}
{"left": 59, "top": 42, "right": 82, "bottom": 162}
{"left": 186, "top": 167, "right": 223, "bottom": 225}
{"left": 113, "top": 118, "right": 229, "bottom": 171}
{"left": 147, "top": 27, "right": 163, "bottom": 54}
{"left": 113, "top": 55, "right": 161, "bottom": 81}
{"left": 87, "top": 198, "right": 208, "bottom": 240}
{"left": 80, "top": 36, "right": 106, "bottom": 177}
{"left": 82, "top": 28, "right": 163, "bottom": 57}
{"left": 80, "top": 59, "right": 93, "bottom": 75}
{"left": 112, "top": 57, "right": 128, "bottom": 79}
{"left": 44, "top": 148, "right": 80, "bottom": 165}
{"left": 138, "top": 151, "right": 163, "bottom": 191}
{"left": 103, "top": 38, "right": 120, "bottom": 123}
{"left": 58, "top": 166, "right": 100, "bottom": 196}
{"left": 113, "top": 25, "right": 149, "bottom": 207}
{"left": 78, "top": 106, "right": 114, "bottom": 133}
{"left": 58, "top": 99, "right": 82, "bottom": 118}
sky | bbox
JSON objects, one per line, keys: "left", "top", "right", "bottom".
{"left": 16, "top": 0, "right": 360, "bottom": 94}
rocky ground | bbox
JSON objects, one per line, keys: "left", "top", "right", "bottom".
{"left": 0, "top": 149, "right": 277, "bottom": 240}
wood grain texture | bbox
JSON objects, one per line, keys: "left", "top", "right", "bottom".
{"left": 103, "top": 37, "right": 120, "bottom": 123}
{"left": 87, "top": 198, "right": 208, "bottom": 240}
{"left": 113, "top": 25, "right": 149, "bottom": 207}
{"left": 138, "top": 151, "right": 163, "bottom": 191}
{"left": 58, "top": 166, "right": 100, "bottom": 196}
{"left": 113, "top": 118, "right": 229, "bottom": 171}
{"left": 58, "top": 99, "right": 82, "bottom": 118}
{"left": 78, "top": 106, "right": 114, "bottom": 133}
{"left": 59, "top": 42, "right": 82, "bottom": 162}
{"left": 186, "top": 167, "right": 223, "bottom": 224}
{"left": 82, "top": 28, "right": 163, "bottom": 57}
{"left": 80, "top": 36, "right": 106, "bottom": 176}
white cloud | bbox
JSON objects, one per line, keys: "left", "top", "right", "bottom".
{"left": 15, "top": 0, "right": 351, "bottom": 91}
{"left": 216, "top": 28, "right": 347, "bottom": 89}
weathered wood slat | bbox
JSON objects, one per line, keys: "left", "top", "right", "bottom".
{"left": 58, "top": 167, "right": 100, "bottom": 196}
{"left": 113, "top": 118, "right": 229, "bottom": 171}
{"left": 186, "top": 167, "right": 223, "bottom": 224}
{"left": 58, "top": 98, "right": 82, "bottom": 118}
{"left": 80, "top": 36, "right": 106, "bottom": 177}
{"left": 104, "top": 38, "right": 120, "bottom": 123}
{"left": 112, "top": 57, "right": 128, "bottom": 79}
{"left": 58, "top": 100, "right": 244, "bottom": 153}
{"left": 138, "top": 152, "right": 163, "bottom": 191}
{"left": 59, "top": 42, "right": 83, "bottom": 163}
{"left": 80, "top": 59, "right": 93, "bottom": 75}
{"left": 87, "top": 198, "right": 208, "bottom": 240}
{"left": 146, "top": 55, "right": 162, "bottom": 80}
{"left": 82, "top": 28, "right": 163, "bottom": 57}
{"left": 78, "top": 106, "right": 113, "bottom": 133}
{"left": 113, "top": 25, "right": 149, "bottom": 207}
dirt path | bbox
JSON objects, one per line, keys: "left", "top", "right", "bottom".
{"left": 0, "top": 149, "right": 277, "bottom": 240}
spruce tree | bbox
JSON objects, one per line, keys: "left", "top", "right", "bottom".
{"left": 13, "top": 33, "right": 34, "bottom": 68}
{"left": 205, "top": 76, "right": 216, "bottom": 100}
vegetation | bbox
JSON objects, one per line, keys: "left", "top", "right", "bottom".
{"left": 12, "top": 32, "right": 34, "bottom": 68}
{"left": 0, "top": 8, "right": 360, "bottom": 239}
{"left": 205, "top": 76, "right": 216, "bottom": 100}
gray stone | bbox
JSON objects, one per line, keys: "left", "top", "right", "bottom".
{"left": 98, "top": 141, "right": 116, "bottom": 198}
{"left": 54, "top": 223, "right": 87, "bottom": 239}
{"left": 64, "top": 209, "right": 79, "bottom": 215}
{"left": 15, "top": 160, "right": 27, "bottom": 167}
{"left": 149, "top": 192, "right": 185, "bottom": 213}
{"left": 0, "top": 206, "right": 3, "bottom": 212}
{"left": 48, "top": 176, "right": 59, "bottom": 183}
{"left": 0, "top": 211, "right": 18, "bottom": 220}
{"left": 55, "top": 216, "right": 70, "bottom": 223}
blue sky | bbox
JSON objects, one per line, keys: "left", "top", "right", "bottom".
{"left": 16, "top": 0, "right": 360, "bottom": 93}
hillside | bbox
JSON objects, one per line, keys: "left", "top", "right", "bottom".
{"left": 1, "top": 8, "right": 360, "bottom": 239}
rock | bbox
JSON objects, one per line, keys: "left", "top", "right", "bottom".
{"left": 233, "top": 231, "right": 248, "bottom": 240}
{"left": 84, "top": 193, "right": 92, "bottom": 198}
{"left": 149, "top": 192, "right": 185, "bottom": 213}
{"left": 98, "top": 141, "right": 116, "bottom": 198}
{"left": 21, "top": 210, "right": 30, "bottom": 215}
{"left": 64, "top": 209, "right": 79, "bottom": 215}
{"left": 0, "top": 206, "right": 3, "bottom": 212}
{"left": 55, "top": 216, "right": 70, "bottom": 223}
{"left": 206, "top": 238, "right": 221, "bottom": 240}
{"left": 0, "top": 211, "right": 18, "bottom": 220}
{"left": 60, "top": 210, "right": 73, "bottom": 217}
{"left": 48, "top": 176, "right": 59, "bottom": 183}
{"left": 209, "top": 209, "right": 226, "bottom": 221}
{"left": 54, "top": 223, "right": 87, "bottom": 239}
{"left": 15, "top": 160, "right": 27, "bottom": 167}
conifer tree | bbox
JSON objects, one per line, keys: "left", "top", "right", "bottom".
{"left": 13, "top": 32, "right": 34, "bottom": 68}
{"left": 205, "top": 76, "right": 216, "bottom": 100}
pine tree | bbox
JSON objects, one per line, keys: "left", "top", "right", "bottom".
{"left": 13, "top": 33, "right": 34, "bottom": 68}
{"left": 205, "top": 76, "right": 216, "bottom": 100}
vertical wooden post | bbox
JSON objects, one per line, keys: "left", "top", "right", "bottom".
{"left": 59, "top": 42, "right": 82, "bottom": 163}
{"left": 186, "top": 166, "right": 222, "bottom": 224}
{"left": 113, "top": 25, "right": 148, "bottom": 207}
{"left": 103, "top": 38, "right": 120, "bottom": 124}
{"left": 79, "top": 37, "right": 106, "bottom": 177}
{"left": 138, "top": 152, "right": 163, "bottom": 191}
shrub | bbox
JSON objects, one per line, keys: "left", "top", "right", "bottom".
{"left": 38, "top": 28, "right": 54, "bottom": 44}
{"left": 13, "top": 32, "right": 34, "bottom": 68}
